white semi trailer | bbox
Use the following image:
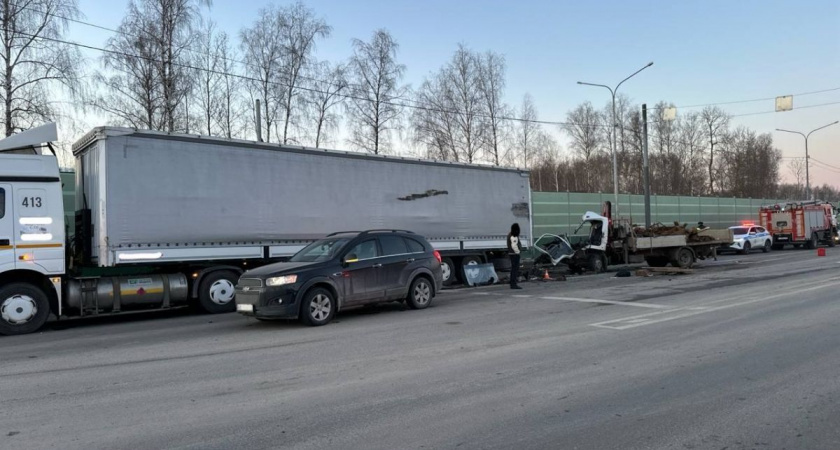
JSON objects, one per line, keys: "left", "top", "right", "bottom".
{"left": 0, "top": 125, "right": 532, "bottom": 335}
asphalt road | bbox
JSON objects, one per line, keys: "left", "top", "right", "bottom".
{"left": 2, "top": 247, "right": 840, "bottom": 450}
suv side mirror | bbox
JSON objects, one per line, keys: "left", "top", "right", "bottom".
{"left": 343, "top": 254, "right": 358, "bottom": 266}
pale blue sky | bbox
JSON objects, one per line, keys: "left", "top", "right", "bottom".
{"left": 70, "top": 0, "right": 840, "bottom": 185}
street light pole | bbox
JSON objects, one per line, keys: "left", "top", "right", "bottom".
{"left": 578, "top": 61, "right": 653, "bottom": 219}
{"left": 776, "top": 120, "right": 838, "bottom": 200}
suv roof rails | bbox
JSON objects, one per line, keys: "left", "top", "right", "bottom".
{"left": 360, "top": 229, "right": 415, "bottom": 235}
{"left": 326, "top": 229, "right": 416, "bottom": 238}
{"left": 326, "top": 231, "right": 363, "bottom": 237}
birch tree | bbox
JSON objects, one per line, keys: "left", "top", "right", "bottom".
{"left": 346, "top": 29, "right": 406, "bottom": 154}
{"left": 516, "top": 93, "right": 538, "bottom": 168}
{"left": 476, "top": 50, "right": 508, "bottom": 166}
{"left": 240, "top": 6, "right": 283, "bottom": 142}
{"left": 275, "top": 2, "right": 330, "bottom": 144}
{"left": 1, "top": 0, "right": 84, "bottom": 136}
{"left": 304, "top": 61, "right": 347, "bottom": 148}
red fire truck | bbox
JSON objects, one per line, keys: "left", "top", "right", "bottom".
{"left": 759, "top": 201, "right": 838, "bottom": 250}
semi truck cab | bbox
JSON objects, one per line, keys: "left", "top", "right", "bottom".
{"left": 0, "top": 125, "right": 66, "bottom": 334}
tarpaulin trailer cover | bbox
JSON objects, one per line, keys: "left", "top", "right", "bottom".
{"left": 72, "top": 128, "right": 532, "bottom": 266}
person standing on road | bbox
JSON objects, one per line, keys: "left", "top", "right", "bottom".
{"left": 508, "top": 223, "right": 522, "bottom": 289}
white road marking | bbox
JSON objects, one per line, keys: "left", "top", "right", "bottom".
{"left": 541, "top": 296, "right": 671, "bottom": 309}
{"left": 591, "top": 279, "right": 840, "bottom": 330}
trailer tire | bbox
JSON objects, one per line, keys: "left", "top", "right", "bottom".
{"left": 492, "top": 257, "right": 512, "bottom": 272}
{"left": 0, "top": 283, "right": 51, "bottom": 336}
{"left": 198, "top": 270, "right": 239, "bottom": 314}
{"left": 672, "top": 248, "right": 695, "bottom": 269}
{"left": 460, "top": 256, "right": 482, "bottom": 282}
{"left": 440, "top": 258, "right": 456, "bottom": 286}
{"left": 587, "top": 253, "right": 605, "bottom": 273}
{"left": 762, "top": 240, "right": 772, "bottom": 253}
{"left": 829, "top": 233, "right": 837, "bottom": 248}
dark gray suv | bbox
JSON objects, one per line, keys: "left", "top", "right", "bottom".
{"left": 235, "top": 230, "right": 444, "bottom": 326}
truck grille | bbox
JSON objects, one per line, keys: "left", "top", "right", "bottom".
{"left": 238, "top": 278, "right": 263, "bottom": 288}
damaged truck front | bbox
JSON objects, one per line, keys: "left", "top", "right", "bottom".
{"left": 563, "top": 203, "right": 734, "bottom": 273}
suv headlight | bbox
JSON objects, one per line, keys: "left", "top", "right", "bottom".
{"left": 266, "top": 275, "right": 298, "bottom": 286}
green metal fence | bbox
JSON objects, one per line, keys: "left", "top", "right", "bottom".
{"left": 532, "top": 191, "right": 782, "bottom": 237}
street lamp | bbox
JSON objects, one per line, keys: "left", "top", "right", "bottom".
{"left": 578, "top": 62, "right": 653, "bottom": 219}
{"left": 776, "top": 121, "right": 839, "bottom": 200}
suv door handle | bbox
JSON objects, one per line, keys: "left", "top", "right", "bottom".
{"left": 372, "top": 263, "right": 383, "bottom": 268}
{"left": 406, "top": 258, "right": 415, "bottom": 263}
{"left": 0, "top": 239, "right": 9, "bottom": 246}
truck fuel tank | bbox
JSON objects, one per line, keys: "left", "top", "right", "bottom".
{"left": 66, "top": 274, "right": 189, "bottom": 314}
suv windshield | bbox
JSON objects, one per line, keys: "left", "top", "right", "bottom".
{"left": 731, "top": 227, "right": 748, "bottom": 235}
{"left": 290, "top": 237, "right": 350, "bottom": 263}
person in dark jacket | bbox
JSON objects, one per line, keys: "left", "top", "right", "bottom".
{"left": 508, "top": 223, "right": 522, "bottom": 289}
{"left": 589, "top": 221, "right": 603, "bottom": 246}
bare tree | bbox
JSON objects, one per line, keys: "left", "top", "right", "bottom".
{"left": 99, "top": 4, "right": 161, "bottom": 129}
{"left": 677, "top": 111, "right": 706, "bottom": 195}
{"left": 562, "top": 102, "right": 602, "bottom": 191}
{"left": 304, "top": 61, "right": 347, "bottom": 148}
{"left": 346, "top": 29, "right": 407, "bottom": 154}
{"left": 214, "top": 31, "right": 243, "bottom": 139}
{"left": 191, "top": 15, "right": 222, "bottom": 135}
{"left": 516, "top": 93, "right": 538, "bottom": 168}
{"left": 100, "top": 0, "right": 204, "bottom": 132}
{"left": 476, "top": 50, "right": 508, "bottom": 165}
{"left": 444, "top": 45, "right": 485, "bottom": 163}
{"left": 154, "top": 0, "right": 206, "bottom": 132}
{"left": 700, "top": 106, "right": 730, "bottom": 194}
{"left": 275, "top": 2, "right": 330, "bottom": 144}
{"left": 787, "top": 158, "right": 806, "bottom": 196}
{"left": 411, "top": 75, "right": 458, "bottom": 161}
{"left": 1, "top": 0, "right": 84, "bottom": 136}
{"left": 240, "top": 6, "right": 283, "bottom": 142}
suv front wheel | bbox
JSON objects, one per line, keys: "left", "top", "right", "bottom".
{"left": 406, "top": 277, "right": 433, "bottom": 310}
{"left": 299, "top": 288, "right": 336, "bottom": 326}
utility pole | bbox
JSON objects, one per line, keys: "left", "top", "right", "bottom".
{"left": 776, "top": 120, "right": 838, "bottom": 200}
{"left": 642, "top": 104, "right": 651, "bottom": 228}
{"left": 256, "top": 99, "right": 263, "bottom": 142}
{"left": 577, "top": 62, "right": 654, "bottom": 219}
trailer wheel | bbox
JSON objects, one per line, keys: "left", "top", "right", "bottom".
{"left": 198, "top": 270, "right": 239, "bottom": 314}
{"left": 587, "top": 253, "right": 605, "bottom": 273}
{"left": 0, "top": 283, "right": 51, "bottom": 336}
{"left": 829, "top": 233, "right": 837, "bottom": 248}
{"left": 440, "top": 258, "right": 456, "bottom": 286}
{"left": 672, "top": 248, "right": 695, "bottom": 269}
{"left": 492, "top": 257, "right": 512, "bottom": 272}
{"left": 460, "top": 256, "right": 482, "bottom": 282}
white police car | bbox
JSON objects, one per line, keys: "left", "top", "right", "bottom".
{"left": 724, "top": 224, "right": 773, "bottom": 254}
